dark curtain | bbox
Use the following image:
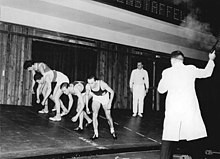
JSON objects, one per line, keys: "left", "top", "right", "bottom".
{"left": 155, "top": 56, "right": 170, "bottom": 112}
{"left": 32, "top": 40, "right": 97, "bottom": 82}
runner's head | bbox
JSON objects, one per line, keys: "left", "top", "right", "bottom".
{"left": 60, "top": 82, "right": 70, "bottom": 95}
{"left": 24, "top": 60, "right": 34, "bottom": 70}
{"left": 87, "top": 75, "right": 98, "bottom": 88}
{"left": 34, "top": 72, "right": 44, "bottom": 84}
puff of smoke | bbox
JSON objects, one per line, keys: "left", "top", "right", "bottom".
{"left": 180, "top": 11, "right": 217, "bottom": 51}
{"left": 174, "top": 0, "right": 219, "bottom": 51}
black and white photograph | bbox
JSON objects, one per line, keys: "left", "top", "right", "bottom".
{"left": 0, "top": 0, "right": 220, "bottom": 158}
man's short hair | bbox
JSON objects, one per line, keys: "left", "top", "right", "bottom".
{"left": 34, "top": 72, "right": 43, "bottom": 81}
{"left": 170, "top": 50, "right": 184, "bottom": 60}
{"left": 23, "top": 60, "right": 34, "bottom": 70}
{"left": 87, "top": 75, "right": 98, "bottom": 81}
{"left": 60, "top": 82, "right": 69, "bottom": 89}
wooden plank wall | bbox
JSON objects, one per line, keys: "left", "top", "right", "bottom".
{"left": 96, "top": 43, "right": 132, "bottom": 109}
{"left": 0, "top": 23, "right": 33, "bottom": 106}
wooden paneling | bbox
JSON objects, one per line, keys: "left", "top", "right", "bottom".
{"left": 0, "top": 23, "right": 32, "bottom": 106}
{"left": 96, "top": 43, "right": 132, "bottom": 109}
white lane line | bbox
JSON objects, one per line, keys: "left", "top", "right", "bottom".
{"left": 100, "top": 115, "right": 160, "bottom": 144}
{"left": 135, "top": 132, "right": 145, "bottom": 137}
{"left": 79, "top": 137, "right": 98, "bottom": 146}
{"left": 100, "top": 115, "right": 119, "bottom": 125}
{"left": 78, "top": 137, "right": 108, "bottom": 149}
{"left": 123, "top": 126, "right": 132, "bottom": 132}
{"left": 147, "top": 137, "right": 161, "bottom": 144}
{"left": 97, "top": 146, "right": 108, "bottom": 149}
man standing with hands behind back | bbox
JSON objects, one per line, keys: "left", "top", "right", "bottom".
{"left": 129, "top": 61, "right": 149, "bottom": 117}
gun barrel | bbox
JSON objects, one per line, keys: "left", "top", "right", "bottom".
{"left": 211, "top": 39, "right": 219, "bottom": 52}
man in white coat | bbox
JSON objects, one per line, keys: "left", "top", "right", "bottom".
{"left": 158, "top": 50, "right": 216, "bottom": 159}
{"left": 129, "top": 62, "right": 149, "bottom": 117}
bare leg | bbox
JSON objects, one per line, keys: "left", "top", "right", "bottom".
{"left": 73, "top": 100, "right": 87, "bottom": 130}
{"left": 44, "top": 99, "right": 49, "bottom": 112}
{"left": 78, "top": 112, "right": 84, "bottom": 129}
{"left": 60, "top": 99, "right": 68, "bottom": 116}
{"left": 82, "top": 94, "right": 92, "bottom": 124}
{"left": 39, "top": 85, "right": 49, "bottom": 113}
{"left": 49, "top": 88, "right": 62, "bottom": 121}
{"left": 103, "top": 104, "right": 117, "bottom": 139}
{"left": 73, "top": 93, "right": 92, "bottom": 130}
{"left": 76, "top": 111, "right": 92, "bottom": 129}
{"left": 83, "top": 111, "right": 92, "bottom": 124}
{"left": 91, "top": 100, "right": 101, "bottom": 139}
{"left": 103, "top": 108, "right": 114, "bottom": 131}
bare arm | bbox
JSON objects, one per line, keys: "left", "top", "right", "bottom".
{"left": 67, "top": 93, "right": 73, "bottom": 112}
{"left": 85, "top": 84, "right": 91, "bottom": 113}
{"left": 36, "top": 82, "right": 44, "bottom": 103}
{"left": 71, "top": 87, "right": 85, "bottom": 122}
{"left": 75, "top": 90, "right": 85, "bottom": 118}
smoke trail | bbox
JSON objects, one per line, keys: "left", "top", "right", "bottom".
{"left": 181, "top": 14, "right": 215, "bottom": 46}
{"left": 178, "top": 3, "right": 217, "bottom": 51}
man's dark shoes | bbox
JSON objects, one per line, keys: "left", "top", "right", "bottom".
{"left": 90, "top": 134, "right": 98, "bottom": 140}
{"left": 74, "top": 127, "right": 83, "bottom": 132}
{"left": 111, "top": 132, "right": 117, "bottom": 140}
{"left": 85, "top": 121, "right": 92, "bottom": 128}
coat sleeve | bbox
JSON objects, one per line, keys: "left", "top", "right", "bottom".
{"left": 144, "top": 70, "right": 149, "bottom": 89}
{"left": 157, "top": 70, "right": 168, "bottom": 94}
{"left": 194, "top": 60, "right": 215, "bottom": 79}
{"left": 129, "top": 70, "right": 134, "bottom": 88}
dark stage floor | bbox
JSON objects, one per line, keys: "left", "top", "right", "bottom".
{"left": 1, "top": 104, "right": 220, "bottom": 159}
{"left": 0, "top": 104, "right": 162, "bottom": 159}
